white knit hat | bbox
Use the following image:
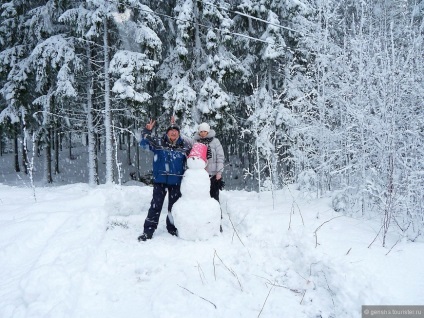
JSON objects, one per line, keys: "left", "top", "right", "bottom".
{"left": 198, "top": 122, "right": 210, "bottom": 133}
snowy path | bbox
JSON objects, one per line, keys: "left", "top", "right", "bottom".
{"left": 0, "top": 185, "right": 108, "bottom": 317}
{"left": 1, "top": 184, "right": 423, "bottom": 318}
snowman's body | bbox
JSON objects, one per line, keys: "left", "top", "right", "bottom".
{"left": 172, "top": 143, "right": 221, "bottom": 240}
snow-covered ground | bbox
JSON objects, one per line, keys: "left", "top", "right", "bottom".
{"left": 1, "top": 181, "right": 423, "bottom": 318}
{"left": 1, "top": 144, "right": 423, "bottom": 318}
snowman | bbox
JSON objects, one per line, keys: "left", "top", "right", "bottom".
{"left": 172, "top": 142, "right": 221, "bottom": 240}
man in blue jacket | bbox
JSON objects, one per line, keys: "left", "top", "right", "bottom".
{"left": 138, "top": 119, "right": 191, "bottom": 241}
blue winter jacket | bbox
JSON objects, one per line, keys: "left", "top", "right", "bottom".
{"left": 139, "top": 128, "right": 191, "bottom": 185}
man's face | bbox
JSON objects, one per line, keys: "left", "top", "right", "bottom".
{"left": 167, "top": 129, "right": 179, "bottom": 142}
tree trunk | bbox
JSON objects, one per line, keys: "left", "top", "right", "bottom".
{"left": 0, "top": 125, "right": 3, "bottom": 156}
{"left": 193, "top": 1, "right": 201, "bottom": 69}
{"left": 268, "top": 61, "right": 273, "bottom": 93}
{"left": 136, "top": 135, "right": 140, "bottom": 181}
{"left": 103, "top": 17, "right": 114, "bottom": 184}
{"left": 54, "top": 125, "right": 60, "bottom": 174}
{"left": 21, "top": 139, "right": 28, "bottom": 174}
{"left": 127, "top": 130, "right": 131, "bottom": 166}
{"left": 14, "top": 123, "right": 20, "bottom": 172}
{"left": 382, "top": 153, "right": 395, "bottom": 247}
{"left": 43, "top": 91, "right": 53, "bottom": 183}
{"left": 69, "top": 132, "right": 72, "bottom": 159}
{"left": 86, "top": 44, "right": 99, "bottom": 186}
{"left": 35, "top": 138, "right": 40, "bottom": 157}
{"left": 94, "top": 135, "right": 99, "bottom": 183}
{"left": 20, "top": 119, "right": 28, "bottom": 174}
{"left": 45, "top": 127, "right": 53, "bottom": 183}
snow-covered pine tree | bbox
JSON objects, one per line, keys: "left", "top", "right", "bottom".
{"left": 280, "top": 0, "right": 345, "bottom": 197}
{"left": 59, "top": 2, "right": 102, "bottom": 185}
{"left": 159, "top": 0, "right": 246, "bottom": 136}
{"left": 60, "top": 0, "right": 163, "bottom": 184}
{"left": 109, "top": 1, "right": 164, "bottom": 183}
{"left": 229, "top": 0, "right": 308, "bottom": 188}
{"left": 60, "top": 0, "right": 123, "bottom": 184}
{"left": 0, "top": 0, "right": 35, "bottom": 173}
{"left": 157, "top": 0, "right": 199, "bottom": 133}
{"left": 29, "top": 33, "right": 81, "bottom": 183}
{"left": 0, "top": 0, "right": 73, "bottom": 182}
{"left": 0, "top": 1, "right": 18, "bottom": 170}
{"left": 243, "top": 83, "right": 278, "bottom": 196}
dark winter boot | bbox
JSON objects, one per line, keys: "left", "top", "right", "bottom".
{"left": 138, "top": 233, "right": 152, "bottom": 242}
{"left": 166, "top": 211, "right": 178, "bottom": 237}
{"left": 168, "top": 228, "right": 179, "bottom": 237}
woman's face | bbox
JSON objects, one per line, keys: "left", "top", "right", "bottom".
{"left": 199, "top": 130, "right": 208, "bottom": 138}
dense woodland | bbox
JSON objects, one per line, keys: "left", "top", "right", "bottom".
{"left": 0, "top": 0, "right": 423, "bottom": 241}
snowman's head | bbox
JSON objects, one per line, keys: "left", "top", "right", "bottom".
{"left": 187, "top": 156, "right": 206, "bottom": 169}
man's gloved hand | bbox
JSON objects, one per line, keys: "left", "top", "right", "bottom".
{"left": 217, "top": 179, "right": 225, "bottom": 190}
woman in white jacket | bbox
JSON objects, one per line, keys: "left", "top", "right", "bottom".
{"left": 194, "top": 122, "right": 225, "bottom": 202}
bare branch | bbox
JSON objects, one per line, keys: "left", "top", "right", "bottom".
{"left": 300, "top": 290, "right": 307, "bottom": 304}
{"left": 197, "top": 262, "right": 206, "bottom": 285}
{"left": 385, "top": 238, "right": 401, "bottom": 256}
{"left": 281, "top": 181, "right": 305, "bottom": 227}
{"left": 214, "top": 250, "right": 243, "bottom": 291}
{"left": 368, "top": 224, "right": 384, "bottom": 248}
{"left": 254, "top": 275, "right": 303, "bottom": 295}
{"left": 227, "top": 213, "right": 251, "bottom": 257}
{"left": 314, "top": 216, "right": 343, "bottom": 248}
{"left": 213, "top": 253, "right": 217, "bottom": 281}
{"left": 322, "top": 271, "right": 335, "bottom": 306}
{"left": 258, "top": 285, "right": 274, "bottom": 318}
{"left": 177, "top": 285, "right": 217, "bottom": 309}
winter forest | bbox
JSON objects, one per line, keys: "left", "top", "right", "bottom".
{"left": 0, "top": 0, "right": 423, "bottom": 243}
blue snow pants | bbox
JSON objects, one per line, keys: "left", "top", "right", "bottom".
{"left": 143, "top": 183, "right": 181, "bottom": 236}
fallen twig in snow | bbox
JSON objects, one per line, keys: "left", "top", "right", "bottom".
{"left": 300, "top": 289, "right": 307, "bottom": 304}
{"left": 283, "top": 182, "right": 304, "bottom": 229}
{"left": 255, "top": 275, "right": 303, "bottom": 295}
{"left": 177, "top": 285, "right": 217, "bottom": 309}
{"left": 213, "top": 250, "right": 243, "bottom": 291}
{"left": 295, "top": 264, "right": 317, "bottom": 304}
{"left": 288, "top": 200, "right": 304, "bottom": 229}
{"left": 197, "top": 261, "right": 206, "bottom": 285}
{"left": 268, "top": 283, "right": 303, "bottom": 295}
{"left": 314, "top": 216, "right": 343, "bottom": 248}
{"left": 227, "top": 212, "right": 246, "bottom": 247}
{"left": 227, "top": 213, "right": 251, "bottom": 258}
{"left": 257, "top": 284, "right": 274, "bottom": 318}
{"left": 368, "top": 224, "right": 384, "bottom": 248}
{"left": 322, "top": 271, "right": 335, "bottom": 306}
{"left": 385, "top": 238, "right": 401, "bottom": 256}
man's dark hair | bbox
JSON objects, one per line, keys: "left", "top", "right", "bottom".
{"left": 166, "top": 123, "right": 180, "bottom": 132}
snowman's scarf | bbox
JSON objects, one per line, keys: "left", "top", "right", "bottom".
{"left": 197, "top": 137, "right": 213, "bottom": 159}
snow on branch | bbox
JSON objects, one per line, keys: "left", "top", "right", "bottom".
{"left": 110, "top": 50, "right": 158, "bottom": 103}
